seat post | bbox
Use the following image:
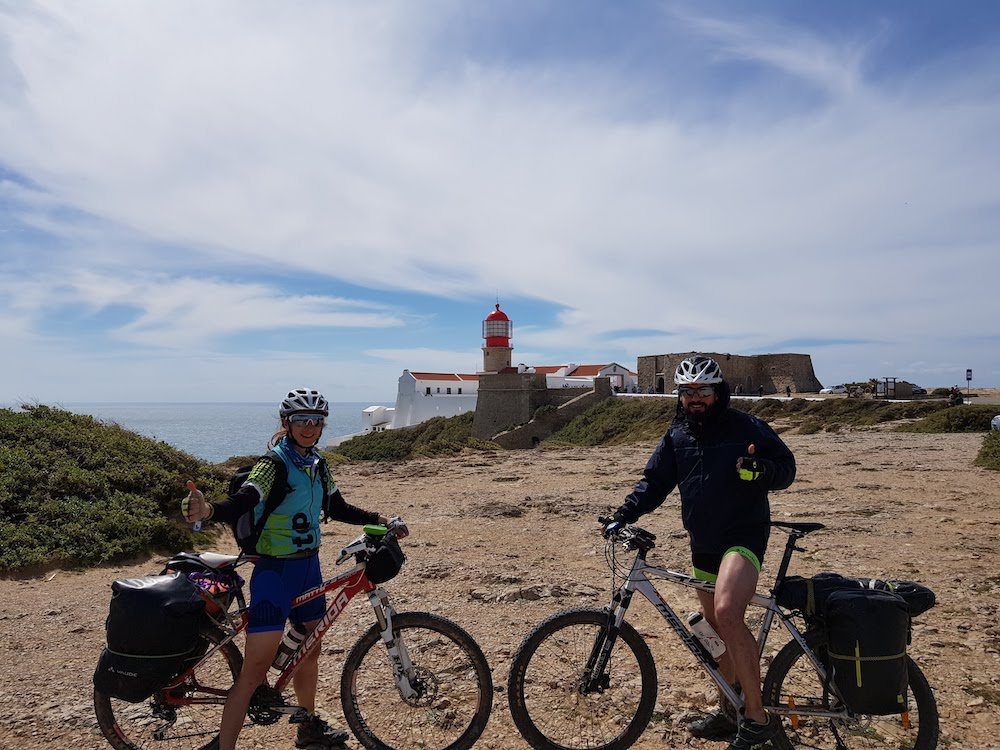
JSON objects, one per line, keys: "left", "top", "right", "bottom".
{"left": 771, "top": 532, "right": 802, "bottom": 594}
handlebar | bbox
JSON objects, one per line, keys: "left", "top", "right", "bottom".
{"left": 335, "top": 519, "right": 408, "bottom": 565}
{"left": 597, "top": 515, "right": 657, "bottom": 552}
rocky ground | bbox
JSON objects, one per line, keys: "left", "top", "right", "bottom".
{"left": 1, "top": 425, "right": 998, "bottom": 749}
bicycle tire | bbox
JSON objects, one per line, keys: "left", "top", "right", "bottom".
{"left": 94, "top": 624, "right": 243, "bottom": 750}
{"left": 339, "top": 611, "right": 493, "bottom": 750}
{"left": 763, "top": 628, "right": 939, "bottom": 750}
{"left": 507, "top": 608, "right": 657, "bottom": 750}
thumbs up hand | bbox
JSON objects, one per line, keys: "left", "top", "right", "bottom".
{"left": 182, "top": 480, "right": 212, "bottom": 524}
{"left": 737, "top": 444, "right": 767, "bottom": 482}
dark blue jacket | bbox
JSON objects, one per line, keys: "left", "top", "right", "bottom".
{"left": 616, "top": 391, "right": 795, "bottom": 553}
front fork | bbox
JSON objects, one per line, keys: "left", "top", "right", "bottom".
{"left": 368, "top": 588, "right": 420, "bottom": 701}
{"left": 582, "top": 586, "right": 636, "bottom": 693}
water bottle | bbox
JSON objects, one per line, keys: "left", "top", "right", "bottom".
{"left": 687, "top": 612, "right": 726, "bottom": 659}
{"left": 272, "top": 623, "right": 307, "bottom": 670}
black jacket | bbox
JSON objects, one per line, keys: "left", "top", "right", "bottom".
{"left": 616, "top": 390, "right": 795, "bottom": 553}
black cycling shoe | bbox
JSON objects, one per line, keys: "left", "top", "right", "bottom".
{"left": 688, "top": 710, "right": 738, "bottom": 740}
{"left": 294, "top": 713, "right": 350, "bottom": 748}
{"left": 197, "top": 737, "right": 219, "bottom": 750}
{"left": 726, "top": 713, "right": 779, "bottom": 750}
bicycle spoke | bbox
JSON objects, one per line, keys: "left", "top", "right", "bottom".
{"left": 94, "top": 629, "right": 242, "bottom": 750}
{"left": 765, "top": 631, "right": 938, "bottom": 750}
{"left": 340, "top": 613, "right": 492, "bottom": 750}
{"left": 509, "top": 609, "right": 657, "bottom": 750}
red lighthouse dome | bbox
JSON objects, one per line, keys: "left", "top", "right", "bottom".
{"left": 483, "top": 303, "right": 512, "bottom": 348}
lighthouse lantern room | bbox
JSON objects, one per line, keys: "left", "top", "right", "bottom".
{"left": 481, "top": 303, "right": 513, "bottom": 373}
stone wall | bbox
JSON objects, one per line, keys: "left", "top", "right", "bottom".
{"left": 473, "top": 374, "right": 612, "bottom": 442}
{"left": 638, "top": 352, "right": 823, "bottom": 395}
{"left": 491, "top": 378, "right": 614, "bottom": 449}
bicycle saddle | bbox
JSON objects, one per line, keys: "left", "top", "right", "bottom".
{"left": 165, "top": 551, "right": 241, "bottom": 571}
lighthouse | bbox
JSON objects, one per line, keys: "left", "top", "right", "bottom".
{"left": 481, "top": 303, "right": 513, "bottom": 373}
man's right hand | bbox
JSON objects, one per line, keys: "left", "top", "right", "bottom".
{"left": 601, "top": 513, "right": 625, "bottom": 538}
{"left": 182, "top": 480, "right": 211, "bottom": 523}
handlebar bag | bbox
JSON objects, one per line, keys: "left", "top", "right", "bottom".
{"left": 362, "top": 535, "right": 406, "bottom": 584}
{"left": 824, "top": 588, "right": 910, "bottom": 715}
{"left": 94, "top": 572, "right": 206, "bottom": 702}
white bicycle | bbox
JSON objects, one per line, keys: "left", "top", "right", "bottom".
{"left": 507, "top": 519, "right": 939, "bottom": 750}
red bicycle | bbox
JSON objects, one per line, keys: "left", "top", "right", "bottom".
{"left": 94, "top": 524, "right": 493, "bottom": 750}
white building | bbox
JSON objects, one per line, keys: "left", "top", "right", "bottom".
{"left": 529, "top": 362, "right": 638, "bottom": 391}
{"left": 331, "top": 303, "right": 637, "bottom": 446}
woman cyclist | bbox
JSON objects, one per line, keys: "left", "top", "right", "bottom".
{"left": 183, "top": 387, "right": 405, "bottom": 750}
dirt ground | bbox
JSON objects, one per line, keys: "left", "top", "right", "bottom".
{"left": 1, "top": 425, "right": 998, "bottom": 749}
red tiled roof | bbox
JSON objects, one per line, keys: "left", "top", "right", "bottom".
{"left": 408, "top": 372, "right": 480, "bottom": 381}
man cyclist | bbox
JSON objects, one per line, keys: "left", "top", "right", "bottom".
{"left": 605, "top": 355, "right": 796, "bottom": 749}
{"left": 183, "top": 387, "right": 405, "bottom": 750}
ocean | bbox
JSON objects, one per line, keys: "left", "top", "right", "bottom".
{"left": 3, "top": 402, "right": 390, "bottom": 463}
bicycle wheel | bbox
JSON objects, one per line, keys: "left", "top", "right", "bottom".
{"left": 94, "top": 625, "right": 243, "bottom": 750}
{"left": 507, "top": 608, "right": 657, "bottom": 750}
{"left": 763, "top": 629, "right": 939, "bottom": 750}
{"left": 340, "top": 611, "right": 493, "bottom": 750}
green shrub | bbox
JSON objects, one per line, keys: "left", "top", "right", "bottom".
{"left": 332, "top": 413, "right": 494, "bottom": 461}
{"left": 974, "top": 431, "right": 1000, "bottom": 470}
{"left": 894, "top": 405, "right": 997, "bottom": 433}
{"left": 0, "top": 405, "right": 227, "bottom": 571}
{"left": 547, "top": 397, "right": 676, "bottom": 445}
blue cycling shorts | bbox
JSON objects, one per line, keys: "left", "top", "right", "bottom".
{"left": 247, "top": 553, "right": 326, "bottom": 633}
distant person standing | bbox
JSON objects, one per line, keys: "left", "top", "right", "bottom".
{"left": 605, "top": 355, "right": 796, "bottom": 749}
{"left": 785, "top": 385, "right": 792, "bottom": 398}
{"left": 757, "top": 384, "right": 764, "bottom": 398}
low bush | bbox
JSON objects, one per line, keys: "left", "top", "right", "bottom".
{"left": 0, "top": 405, "right": 228, "bottom": 571}
{"left": 894, "top": 405, "right": 997, "bottom": 433}
{"left": 332, "top": 413, "right": 495, "bottom": 461}
{"left": 975, "top": 431, "right": 1000, "bottom": 470}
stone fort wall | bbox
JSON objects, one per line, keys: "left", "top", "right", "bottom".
{"left": 472, "top": 373, "right": 611, "bottom": 440}
{"left": 637, "top": 353, "right": 823, "bottom": 395}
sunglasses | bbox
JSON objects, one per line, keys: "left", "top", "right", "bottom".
{"left": 678, "top": 386, "right": 716, "bottom": 398}
{"left": 288, "top": 415, "right": 325, "bottom": 427}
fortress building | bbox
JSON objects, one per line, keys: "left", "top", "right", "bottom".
{"left": 637, "top": 352, "right": 822, "bottom": 395}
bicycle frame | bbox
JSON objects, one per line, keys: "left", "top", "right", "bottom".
{"left": 164, "top": 536, "right": 416, "bottom": 710}
{"left": 592, "top": 525, "right": 852, "bottom": 723}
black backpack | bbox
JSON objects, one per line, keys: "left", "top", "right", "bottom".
{"left": 228, "top": 450, "right": 330, "bottom": 554}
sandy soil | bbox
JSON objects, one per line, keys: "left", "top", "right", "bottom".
{"left": 1, "top": 426, "right": 998, "bottom": 749}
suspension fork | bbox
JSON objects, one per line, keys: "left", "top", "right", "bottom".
{"left": 368, "top": 588, "right": 419, "bottom": 701}
{"left": 581, "top": 567, "right": 640, "bottom": 693}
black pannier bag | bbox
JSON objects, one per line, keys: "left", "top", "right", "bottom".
{"left": 93, "top": 572, "right": 206, "bottom": 702}
{"left": 824, "top": 588, "right": 910, "bottom": 715}
{"left": 362, "top": 535, "right": 406, "bottom": 584}
{"left": 775, "top": 572, "right": 855, "bottom": 619}
{"left": 776, "top": 573, "right": 936, "bottom": 619}
{"left": 856, "top": 578, "right": 936, "bottom": 617}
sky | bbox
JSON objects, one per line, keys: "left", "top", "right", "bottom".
{"left": 1, "top": 0, "right": 998, "bottom": 403}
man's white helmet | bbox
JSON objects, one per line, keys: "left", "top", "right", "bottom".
{"left": 280, "top": 387, "right": 330, "bottom": 417}
{"left": 674, "top": 355, "right": 723, "bottom": 385}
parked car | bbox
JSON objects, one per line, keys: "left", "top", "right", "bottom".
{"left": 820, "top": 384, "right": 848, "bottom": 394}
{"left": 911, "top": 386, "right": 927, "bottom": 396}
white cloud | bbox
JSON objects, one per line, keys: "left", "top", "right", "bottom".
{"left": 0, "top": 269, "right": 405, "bottom": 348}
{"left": 0, "top": 2, "right": 998, "bottom": 396}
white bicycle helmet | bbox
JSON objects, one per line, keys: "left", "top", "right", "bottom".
{"left": 279, "top": 387, "right": 330, "bottom": 417}
{"left": 674, "top": 355, "right": 723, "bottom": 385}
